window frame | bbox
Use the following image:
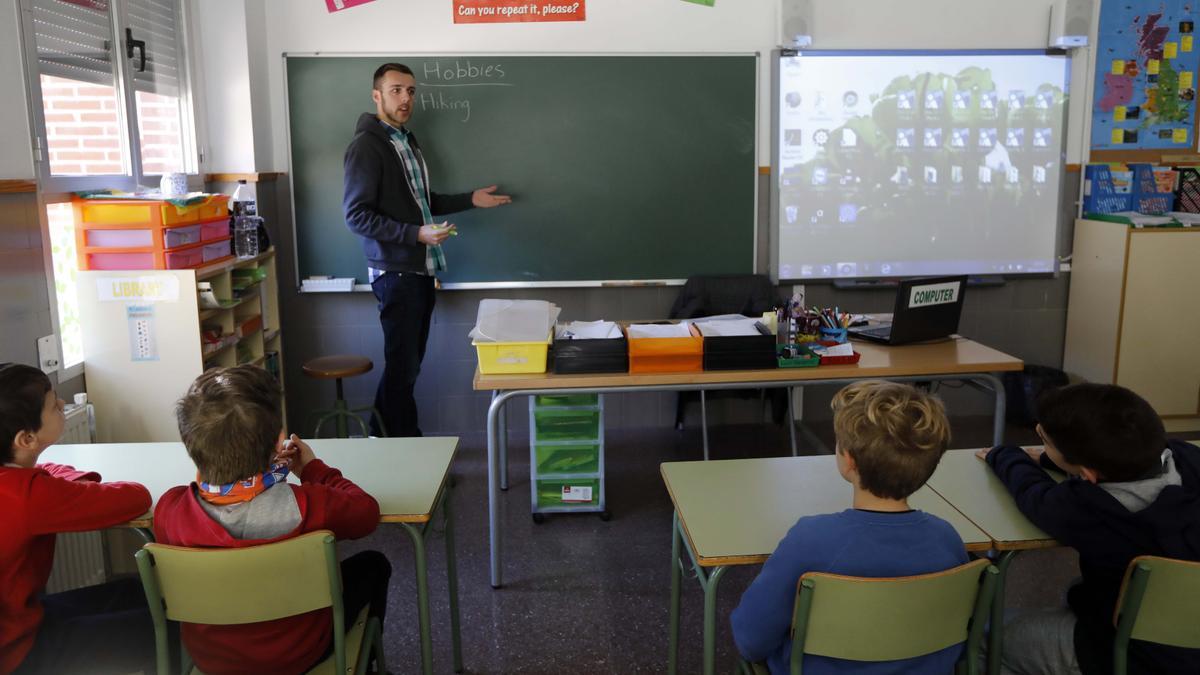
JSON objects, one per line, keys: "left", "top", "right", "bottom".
{"left": 18, "top": 0, "right": 204, "bottom": 381}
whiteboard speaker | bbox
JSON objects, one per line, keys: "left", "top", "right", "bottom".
{"left": 1049, "top": 0, "right": 1092, "bottom": 48}
{"left": 780, "top": 0, "right": 813, "bottom": 48}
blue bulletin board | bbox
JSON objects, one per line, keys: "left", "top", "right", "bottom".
{"left": 1091, "top": 0, "right": 1199, "bottom": 159}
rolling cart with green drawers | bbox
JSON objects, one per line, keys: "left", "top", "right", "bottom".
{"left": 528, "top": 393, "right": 609, "bottom": 522}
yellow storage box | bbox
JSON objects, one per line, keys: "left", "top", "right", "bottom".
{"left": 473, "top": 331, "right": 552, "bottom": 374}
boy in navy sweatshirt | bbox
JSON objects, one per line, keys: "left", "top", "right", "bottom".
{"left": 731, "top": 380, "right": 967, "bottom": 675}
{"left": 979, "top": 383, "right": 1200, "bottom": 675}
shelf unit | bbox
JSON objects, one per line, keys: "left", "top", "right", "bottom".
{"left": 78, "top": 249, "right": 286, "bottom": 442}
{"left": 1063, "top": 219, "right": 1200, "bottom": 432}
{"left": 527, "top": 394, "right": 608, "bottom": 521}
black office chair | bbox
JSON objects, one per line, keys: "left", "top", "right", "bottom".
{"left": 669, "top": 274, "right": 787, "bottom": 431}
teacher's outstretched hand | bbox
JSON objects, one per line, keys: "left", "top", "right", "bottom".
{"left": 472, "top": 185, "right": 512, "bottom": 208}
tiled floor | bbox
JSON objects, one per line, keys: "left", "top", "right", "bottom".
{"left": 340, "top": 416, "right": 1082, "bottom": 674}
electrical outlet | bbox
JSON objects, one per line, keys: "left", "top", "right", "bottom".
{"left": 791, "top": 284, "right": 806, "bottom": 307}
{"left": 37, "top": 335, "right": 60, "bottom": 374}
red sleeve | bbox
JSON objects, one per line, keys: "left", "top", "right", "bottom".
{"left": 26, "top": 470, "right": 152, "bottom": 535}
{"left": 36, "top": 462, "right": 101, "bottom": 482}
{"left": 297, "top": 459, "right": 380, "bottom": 540}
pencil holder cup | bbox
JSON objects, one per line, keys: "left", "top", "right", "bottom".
{"left": 819, "top": 327, "right": 848, "bottom": 344}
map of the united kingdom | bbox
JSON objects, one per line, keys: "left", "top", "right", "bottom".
{"left": 1091, "top": 0, "right": 1198, "bottom": 151}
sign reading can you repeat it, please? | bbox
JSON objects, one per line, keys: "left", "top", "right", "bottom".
{"left": 453, "top": 0, "right": 585, "bottom": 24}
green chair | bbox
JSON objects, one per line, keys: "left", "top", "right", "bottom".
{"left": 738, "top": 558, "right": 998, "bottom": 675}
{"left": 134, "top": 530, "right": 385, "bottom": 675}
{"left": 1113, "top": 555, "right": 1200, "bottom": 675}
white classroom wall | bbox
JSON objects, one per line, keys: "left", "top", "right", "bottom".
{"left": 1, "top": 0, "right": 35, "bottom": 179}
{"left": 212, "top": 0, "right": 1094, "bottom": 174}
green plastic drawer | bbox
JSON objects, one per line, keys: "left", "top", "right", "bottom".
{"left": 534, "top": 394, "right": 599, "bottom": 408}
{"left": 536, "top": 443, "right": 600, "bottom": 475}
{"left": 533, "top": 408, "right": 600, "bottom": 441}
{"left": 536, "top": 479, "right": 600, "bottom": 508}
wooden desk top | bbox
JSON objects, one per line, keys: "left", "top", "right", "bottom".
{"left": 475, "top": 337, "right": 1022, "bottom": 391}
{"left": 40, "top": 437, "right": 459, "bottom": 528}
{"left": 925, "top": 449, "right": 1059, "bottom": 551}
{"left": 660, "top": 456, "right": 993, "bottom": 567}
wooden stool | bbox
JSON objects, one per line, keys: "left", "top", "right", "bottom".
{"left": 302, "top": 355, "right": 386, "bottom": 438}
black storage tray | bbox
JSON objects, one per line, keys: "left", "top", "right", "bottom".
{"left": 701, "top": 325, "right": 777, "bottom": 371}
{"left": 552, "top": 336, "right": 628, "bottom": 374}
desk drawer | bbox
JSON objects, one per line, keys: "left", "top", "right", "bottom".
{"left": 532, "top": 408, "right": 600, "bottom": 441}
{"left": 536, "top": 479, "right": 600, "bottom": 508}
{"left": 535, "top": 443, "right": 600, "bottom": 475}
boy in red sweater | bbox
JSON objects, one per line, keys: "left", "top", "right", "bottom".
{"left": 0, "top": 363, "right": 155, "bottom": 675}
{"left": 153, "top": 365, "right": 391, "bottom": 675}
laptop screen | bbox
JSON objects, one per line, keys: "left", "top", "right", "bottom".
{"left": 887, "top": 275, "right": 968, "bottom": 344}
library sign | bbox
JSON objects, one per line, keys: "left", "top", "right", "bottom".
{"left": 454, "top": 0, "right": 585, "bottom": 23}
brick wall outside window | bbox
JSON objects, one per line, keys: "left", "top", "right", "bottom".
{"left": 41, "top": 74, "right": 186, "bottom": 177}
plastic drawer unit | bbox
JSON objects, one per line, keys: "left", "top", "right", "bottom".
{"left": 528, "top": 394, "right": 608, "bottom": 522}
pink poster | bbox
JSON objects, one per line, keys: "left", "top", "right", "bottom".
{"left": 326, "top": 0, "right": 377, "bottom": 13}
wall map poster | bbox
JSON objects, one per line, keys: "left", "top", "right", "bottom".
{"left": 1091, "top": 0, "right": 1199, "bottom": 157}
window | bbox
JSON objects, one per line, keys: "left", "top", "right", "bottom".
{"left": 20, "top": 0, "right": 199, "bottom": 377}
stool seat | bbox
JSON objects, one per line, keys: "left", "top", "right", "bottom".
{"left": 303, "top": 355, "right": 373, "bottom": 379}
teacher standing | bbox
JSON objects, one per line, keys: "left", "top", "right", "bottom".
{"left": 343, "top": 62, "right": 511, "bottom": 437}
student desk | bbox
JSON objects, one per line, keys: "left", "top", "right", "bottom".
{"left": 475, "top": 337, "right": 1022, "bottom": 587}
{"left": 925, "top": 448, "right": 1062, "bottom": 675}
{"left": 660, "top": 455, "right": 994, "bottom": 675}
{"left": 40, "top": 438, "right": 462, "bottom": 675}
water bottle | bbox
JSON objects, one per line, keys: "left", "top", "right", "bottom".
{"left": 230, "top": 179, "right": 257, "bottom": 217}
{"left": 234, "top": 215, "right": 262, "bottom": 259}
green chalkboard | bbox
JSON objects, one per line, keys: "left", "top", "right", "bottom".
{"left": 285, "top": 55, "right": 757, "bottom": 286}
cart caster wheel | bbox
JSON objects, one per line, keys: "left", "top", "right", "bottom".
{"left": 599, "top": 510, "right": 612, "bottom": 522}
{"left": 532, "top": 513, "right": 546, "bottom": 524}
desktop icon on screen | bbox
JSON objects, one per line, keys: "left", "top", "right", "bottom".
{"left": 1035, "top": 91, "right": 1054, "bottom": 109}
{"left": 786, "top": 205, "right": 799, "bottom": 223}
{"left": 951, "top": 165, "right": 964, "bottom": 183}
{"left": 1006, "top": 128, "right": 1025, "bottom": 147}
{"left": 980, "top": 91, "right": 998, "bottom": 110}
{"left": 1008, "top": 91, "right": 1026, "bottom": 109}
{"left": 1033, "top": 128, "right": 1051, "bottom": 147}
{"left": 953, "top": 91, "right": 971, "bottom": 110}
{"left": 800, "top": 265, "right": 814, "bottom": 276}
{"left": 813, "top": 129, "right": 830, "bottom": 146}
{"left": 978, "top": 166, "right": 993, "bottom": 184}
{"left": 838, "top": 203, "right": 858, "bottom": 223}
{"left": 1033, "top": 166, "right": 1047, "bottom": 183}
{"left": 897, "top": 128, "right": 915, "bottom": 148}
{"left": 924, "top": 166, "right": 938, "bottom": 184}
{"left": 951, "top": 128, "right": 969, "bottom": 147}
{"left": 812, "top": 167, "right": 828, "bottom": 186}
{"left": 923, "top": 128, "right": 943, "bottom": 148}
{"left": 897, "top": 90, "right": 916, "bottom": 110}
{"left": 1007, "top": 167, "right": 1020, "bottom": 184}
{"left": 924, "top": 91, "right": 944, "bottom": 110}
{"left": 978, "top": 128, "right": 997, "bottom": 148}
{"left": 841, "top": 128, "right": 858, "bottom": 147}
{"left": 837, "top": 262, "right": 857, "bottom": 276}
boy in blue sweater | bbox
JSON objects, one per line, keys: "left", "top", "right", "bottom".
{"left": 731, "top": 380, "right": 968, "bottom": 675}
{"left": 978, "top": 383, "right": 1200, "bottom": 675}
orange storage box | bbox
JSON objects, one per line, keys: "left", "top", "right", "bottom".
{"left": 73, "top": 195, "right": 229, "bottom": 229}
{"left": 79, "top": 237, "right": 233, "bottom": 271}
{"left": 625, "top": 322, "right": 703, "bottom": 374}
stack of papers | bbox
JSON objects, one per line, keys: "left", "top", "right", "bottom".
{"left": 627, "top": 323, "right": 694, "bottom": 338}
{"left": 470, "top": 299, "right": 561, "bottom": 342}
{"left": 1169, "top": 212, "right": 1200, "bottom": 227}
{"left": 1112, "top": 211, "right": 1177, "bottom": 227}
{"left": 694, "top": 318, "right": 765, "bottom": 337}
{"left": 557, "top": 320, "right": 621, "bottom": 340}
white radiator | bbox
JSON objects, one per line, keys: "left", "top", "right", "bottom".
{"left": 44, "top": 403, "right": 108, "bottom": 593}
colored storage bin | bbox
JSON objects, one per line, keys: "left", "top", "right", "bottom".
{"left": 200, "top": 217, "right": 230, "bottom": 242}
{"left": 473, "top": 331, "right": 552, "bottom": 375}
{"left": 532, "top": 408, "right": 600, "bottom": 441}
{"left": 202, "top": 239, "right": 232, "bottom": 262}
{"left": 552, "top": 334, "right": 628, "bottom": 374}
{"left": 700, "top": 323, "right": 777, "bottom": 371}
{"left": 535, "top": 443, "right": 600, "bottom": 475}
{"left": 74, "top": 194, "right": 229, "bottom": 229}
{"left": 536, "top": 478, "right": 600, "bottom": 508}
{"left": 534, "top": 394, "right": 599, "bottom": 407}
{"left": 626, "top": 323, "right": 703, "bottom": 374}
{"left": 83, "top": 242, "right": 211, "bottom": 271}
{"left": 163, "top": 224, "right": 203, "bottom": 249}
{"left": 237, "top": 314, "right": 263, "bottom": 338}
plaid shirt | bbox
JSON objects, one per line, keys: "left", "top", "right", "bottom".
{"left": 368, "top": 121, "right": 445, "bottom": 281}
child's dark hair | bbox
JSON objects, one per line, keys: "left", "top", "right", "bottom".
{"left": 1036, "top": 383, "right": 1165, "bottom": 481}
{"left": 0, "top": 363, "right": 53, "bottom": 463}
{"left": 176, "top": 365, "right": 283, "bottom": 484}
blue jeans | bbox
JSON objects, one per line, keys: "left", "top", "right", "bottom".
{"left": 371, "top": 271, "right": 436, "bottom": 437}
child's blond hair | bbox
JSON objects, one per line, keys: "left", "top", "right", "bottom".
{"left": 831, "top": 380, "right": 951, "bottom": 500}
{"left": 176, "top": 365, "right": 283, "bottom": 484}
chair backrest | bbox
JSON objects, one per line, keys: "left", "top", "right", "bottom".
{"left": 136, "top": 530, "right": 341, "bottom": 625}
{"left": 789, "top": 558, "right": 997, "bottom": 673}
{"left": 136, "top": 530, "right": 349, "bottom": 675}
{"left": 1114, "top": 555, "right": 1200, "bottom": 658}
{"left": 669, "top": 274, "right": 780, "bottom": 320}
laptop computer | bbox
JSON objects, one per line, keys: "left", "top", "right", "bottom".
{"left": 848, "top": 275, "right": 968, "bottom": 345}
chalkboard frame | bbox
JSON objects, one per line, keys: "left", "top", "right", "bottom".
{"left": 281, "top": 52, "right": 761, "bottom": 291}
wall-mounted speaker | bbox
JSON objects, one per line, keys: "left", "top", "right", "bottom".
{"left": 780, "top": 0, "right": 813, "bottom": 48}
{"left": 1049, "top": 0, "right": 1092, "bottom": 48}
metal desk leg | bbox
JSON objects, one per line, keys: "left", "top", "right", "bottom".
{"left": 787, "top": 387, "right": 798, "bottom": 457}
{"left": 700, "top": 390, "right": 710, "bottom": 461}
{"left": 702, "top": 565, "right": 729, "bottom": 675}
{"left": 401, "top": 522, "right": 434, "bottom": 675}
{"left": 492, "top": 391, "right": 510, "bottom": 491}
{"left": 668, "top": 511, "right": 682, "bottom": 675}
{"left": 988, "top": 551, "right": 1018, "bottom": 675}
{"left": 442, "top": 487, "right": 463, "bottom": 672}
{"left": 486, "top": 392, "right": 505, "bottom": 588}
{"left": 987, "top": 374, "right": 1007, "bottom": 447}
